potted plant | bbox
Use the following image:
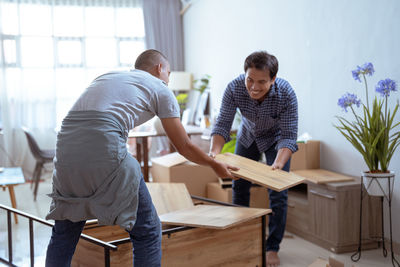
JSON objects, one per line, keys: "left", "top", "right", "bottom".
{"left": 334, "top": 63, "right": 399, "bottom": 196}
{"left": 192, "top": 74, "right": 211, "bottom": 125}
{"left": 176, "top": 93, "right": 189, "bottom": 118}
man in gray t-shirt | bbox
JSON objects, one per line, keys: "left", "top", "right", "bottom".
{"left": 45, "top": 49, "right": 238, "bottom": 267}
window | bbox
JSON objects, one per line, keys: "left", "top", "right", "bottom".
{"left": 0, "top": 0, "right": 145, "bottom": 129}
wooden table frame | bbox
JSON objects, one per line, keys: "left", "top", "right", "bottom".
{"left": 71, "top": 196, "right": 268, "bottom": 267}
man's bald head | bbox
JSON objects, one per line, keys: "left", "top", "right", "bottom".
{"left": 135, "top": 49, "right": 171, "bottom": 84}
{"left": 134, "top": 49, "right": 168, "bottom": 71}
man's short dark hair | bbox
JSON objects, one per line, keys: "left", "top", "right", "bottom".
{"left": 134, "top": 49, "right": 168, "bottom": 71}
{"left": 244, "top": 51, "right": 278, "bottom": 79}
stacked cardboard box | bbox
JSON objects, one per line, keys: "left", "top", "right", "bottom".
{"left": 151, "top": 152, "right": 218, "bottom": 197}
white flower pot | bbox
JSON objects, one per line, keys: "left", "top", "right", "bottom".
{"left": 362, "top": 171, "right": 395, "bottom": 197}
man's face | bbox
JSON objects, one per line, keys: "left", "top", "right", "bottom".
{"left": 159, "top": 61, "right": 171, "bottom": 85}
{"left": 245, "top": 68, "right": 276, "bottom": 101}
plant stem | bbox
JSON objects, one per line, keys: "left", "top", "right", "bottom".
{"left": 362, "top": 74, "right": 369, "bottom": 110}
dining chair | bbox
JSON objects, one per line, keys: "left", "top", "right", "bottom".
{"left": 21, "top": 127, "right": 55, "bottom": 201}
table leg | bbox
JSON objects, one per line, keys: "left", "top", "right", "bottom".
{"left": 136, "top": 138, "right": 142, "bottom": 165}
{"left": 143, "top": 137, "right": 149, "bottom": 182}
{"left": 262, "top": 215, "right": 266, "bottom": 267}
{"left": 8, "top": 185, "right": 18, "bottom": 224}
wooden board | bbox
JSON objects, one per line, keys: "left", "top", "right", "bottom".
{"left": 293, "top": 169, "right": 354, "bottom": 184}
{"left": 215, "top": 153, "right": 305, "bottom": 191}
{"left": 159, "top": 204, "right": 270, "bottom": 229}
{"left": 146, "top": 183, "right": 194, "bottom": 215}
{"left": 162, "top": 218, "right": 263, "bottom": 267}
{"left": 308, "top": 258, "right": 329, "bottom": 267}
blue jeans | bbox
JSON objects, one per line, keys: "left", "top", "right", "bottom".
{"left": 233, "top": 141, "right": 290, "bottom": 252}
{"left": 45, "top": 176, "right": 162, "bottom": 267}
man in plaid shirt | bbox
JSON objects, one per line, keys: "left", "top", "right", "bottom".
{"left": 209, "top": 51, "right": 298, "bottom": 267}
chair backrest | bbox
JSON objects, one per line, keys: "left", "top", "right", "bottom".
{"left": 21, "top": 127, "right": 44, "bottom": 161}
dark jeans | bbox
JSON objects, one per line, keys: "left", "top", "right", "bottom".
{"left": 233, "top": 141, "right": 290, "bottom": 252}
{"left": 45, "top": 176, "right": 162, "bottom": 267}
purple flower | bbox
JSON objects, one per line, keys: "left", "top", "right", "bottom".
{"left": 376, "top": 78, "right": 397, "bottom": 97}
{"left": 352, "top": 67, "right": 362, "bottom": 82}
{"left": 338, "top": 93, "right": 362, "bottom": 112}
{"left": 351, "top": 62, "right": 375, "bottom": 82}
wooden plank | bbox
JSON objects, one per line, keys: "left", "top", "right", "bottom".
{"left": 72, "top": 238, "right": 106, "bottom": 267}
{"left": 162, "top": 218, "right": 262, "bottom": 267}
{"left": 215, "top": 153, "right": 305, "bottom": 191}
{"left": 308, "top": 258, "right": 329, "bottom": 267}
{"left": 293, "top": 169, "right": 354, "bottom": 184}
{"left": 159, "top": 204, "right": 270, "bottom": 229}
{"left": 146, "top": 183, "right": 194, "bottom": 215}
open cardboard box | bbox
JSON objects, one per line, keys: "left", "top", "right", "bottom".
{"left": 151, "top": 152, "right": 218, "bottom": 197}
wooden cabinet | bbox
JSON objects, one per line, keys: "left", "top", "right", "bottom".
{"left": 287, "top": 176, "right": 382, "bottom": 253}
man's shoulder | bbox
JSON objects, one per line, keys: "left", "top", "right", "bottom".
{"left": 275, "top": 77, "right": 295, "bottom": 94}
{"left": 275, "top": 77, "right": 291, "bottom": 88}
{"left": 228, "top": 74, "right": 246, "bottom": 88}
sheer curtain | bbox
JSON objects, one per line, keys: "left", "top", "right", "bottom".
{"left": 143, "top": 0, "right": 184, "bottom": 71}
{"left": 0, "top": 0, "right": 145, "bottom": 176}
{"left": 142, "top": 0, "right": 184, "bottom": 155}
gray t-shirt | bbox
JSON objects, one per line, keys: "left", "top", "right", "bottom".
{"left": 71, "top": 69, "right": 180, "bottom": 136}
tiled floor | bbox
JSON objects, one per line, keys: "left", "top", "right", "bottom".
{"left": 0, "top": 178, "right": 398, "bottom": 267}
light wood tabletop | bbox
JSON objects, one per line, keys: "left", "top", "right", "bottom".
{"left": 159, "top": 204, "right": 271, "bottom": 229}
{"left": 215, "top": 153, "right": 305, "bottom": 192}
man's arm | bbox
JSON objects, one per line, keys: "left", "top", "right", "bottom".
{"left": 209, "top": 82, "right": 238, "bottom": 157}
{"left": 272, "top": 147, "right": 292, "bottom": 170}
{"left": 273, "top": 82, "right": 298, "bottom": 170}
{"left": 161, "top": 117, "right": 238, "bottom": 179}
{"left": 209, "top": 134, "right": 226, "bottom": 158}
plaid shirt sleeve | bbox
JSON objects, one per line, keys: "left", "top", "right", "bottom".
{"left": 275, "top": 85, "right": 298, "bottom": 152}
{"left": 211, "top": 82, "right": 237, "bottom": 142}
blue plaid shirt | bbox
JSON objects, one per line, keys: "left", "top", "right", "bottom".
{"left": 211, "top": 74, "right": 298, "bottom": 153}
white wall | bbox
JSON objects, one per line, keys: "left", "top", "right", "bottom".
{"left": 183, "top": 0, "right": 400, "bottom": 243}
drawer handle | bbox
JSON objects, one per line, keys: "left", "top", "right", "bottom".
{"left": 309, "top": 189, "right": 335, "bottom": 200}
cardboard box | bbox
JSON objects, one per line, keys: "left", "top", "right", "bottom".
{"left": 207, "top": 182, "right": 269, "bottom": 208}
{"left": 151, "top": 152, "right": 218, "bottom": 197}
{"left": 290, "top": 140, "right": 320, "bottom": 171}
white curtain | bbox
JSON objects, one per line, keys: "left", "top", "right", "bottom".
{"left": 0, "top": 0, "right": 144, "bottom": 177}
{"left": 143, "top": 0, "right": 184, "bottom": 71}
{"left": 142, "top": 0, "right": 185, "bottom": 154}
